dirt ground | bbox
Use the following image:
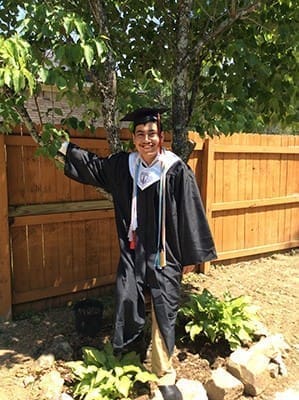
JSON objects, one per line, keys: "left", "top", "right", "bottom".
{"left": 0, "top": 249, "right": 298, "bottom": 400}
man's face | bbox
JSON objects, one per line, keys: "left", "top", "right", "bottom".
{"left": 133, "top": 121, "right": 164, "bottom": 164}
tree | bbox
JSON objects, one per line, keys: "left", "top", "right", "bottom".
{"left": 116, "top": 0, "right": 298, "bottom": 159}
{"left": 0, "top": 0, "right": 124, "bottom": 158}
{"left": 0, "top": 1, "right": 298, "bottom": 162}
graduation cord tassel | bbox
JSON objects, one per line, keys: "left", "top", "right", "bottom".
{"left": 157, "top": 112, "right": 162, "bottom": 154}
{"left": 155, "top": 161, "right": 166, "bottom": 270}
{"left": 160, "top": 164, "right": 166, "bottom": 266}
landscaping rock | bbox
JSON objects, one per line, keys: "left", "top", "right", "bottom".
{"left": 251, "top": 321, "right": 270, "bottom": 339}
{"left": 176, "top": 378, "right": 208, "bottom": 400}
{"left": 250, "top": 334, "right": 290, "bottom": 359}
{"left": 38, "top": 370, "right": 64, "bottom": 400}
{"left": 226, "top": 348, "right": 270, "bottom": 396}
{"left": 268, "top": 362, "right": 280, "bottom": 378}
{"left": 35, "top": 354, "right": 56, "bottom": 370}
{"left": 59, "top": 393, "right": 75, "bottom": 400}
{"left": 204, "top": 368, "right": 244, "bottom": 400}
{"left": 47, "top": 334, "right": 73, "bottom": 361}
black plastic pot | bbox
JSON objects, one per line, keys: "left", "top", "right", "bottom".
{"left": 74, "top": 298, "right": 104, "bottom": 336}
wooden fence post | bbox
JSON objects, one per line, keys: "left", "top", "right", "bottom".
{"left": 0, "top": 135, "right": 12, "bottom": 319}
{"left": 199, "top": 137, "right": 215, "bottom": 273}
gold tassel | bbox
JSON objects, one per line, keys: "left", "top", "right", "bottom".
{"left": 159, "top": 250, "right": 166, "bottom": 267}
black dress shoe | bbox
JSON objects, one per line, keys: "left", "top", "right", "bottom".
{"left": 158, "top": 385, "right": 183, "bottom": 400}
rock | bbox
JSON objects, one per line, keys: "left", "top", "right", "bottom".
{"left": 247, "top": 334, "right": 289, "bottom": 377}
{"left": 204, "top": 368, "right": 244, "bottom": 400}
{"left": 268, "top": 362, "right": 280, "bottom": 378}
{"left": 176, "top": 378, "right": 208, "bottom": 400}
{"left": 227, "top": 348, "right": 270, "bottom": 396}
{"left": 35, "top": 354, "right": 55, "bottom": 369}
{"left": 274, "top": 387, "right": 299, "bottom": 400}
{"left": 251, "top": 321, "right": 270, "bottom": 339}
{"left": 38, "top": 370, "right": 64, "bottom": 400}
{"left": 47, "top": 334, "right": 73, "bottom": 361}
{"left": 271, "top": 353, "right": 288, "bottom": 376}
{"left": 23, "top": 375, "right": 35, "bottom": 387}
{"left": 59, "top": 393, "right": 75, "bottom": 400}
{"left": 250, "top": 334, "right": 290, "bottom": 359}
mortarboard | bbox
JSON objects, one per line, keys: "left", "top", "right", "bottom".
{"left": 120, "top": 107, "right": 168, "bottom": 131}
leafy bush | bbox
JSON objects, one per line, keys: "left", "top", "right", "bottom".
{"left": 67, "top": 343, "right": 157, "bottom": 400}
{"left": 179, "top": 289, "right": 259, "bottom": 350}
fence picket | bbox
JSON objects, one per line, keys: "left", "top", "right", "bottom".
{"left": 0, "top": 135, "right": 12, "bottom": 318}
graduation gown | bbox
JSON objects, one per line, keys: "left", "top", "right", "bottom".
{"left": 64, "top": 143, "right": 217, "bottom": 354}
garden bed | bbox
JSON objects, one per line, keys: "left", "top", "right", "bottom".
{"left": 0, "top": 250, "right": 298, "bottom": 399}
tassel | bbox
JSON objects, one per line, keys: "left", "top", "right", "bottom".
{"left": 159, "top": 250, "right": 166, "bottom": 267}
{"left": 129, "top": 232, "right": 136, "bottom": 249}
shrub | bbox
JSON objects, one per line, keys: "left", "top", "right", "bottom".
{"left": 67, "top": 342, "right": 157, "bottom": 400}
{"left": 179, "top": 289, "right": 259, "bottom": 350}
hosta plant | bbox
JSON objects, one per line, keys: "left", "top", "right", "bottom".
{"left": 179, "top": 289, "right": 259, "bottom": 350}
{"left": 67, "top": 342, "right": 157, "bottom": 400}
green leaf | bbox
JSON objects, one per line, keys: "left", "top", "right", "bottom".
{"left": 84, "top": 388, "right": 103, "bottom": 400}
{"left": 4, "top": 39, "right": 18, "bottom": 60}
{"left": 54, "top": 45, "right": 65, "bottom": 62}
{"left": 38, "top": 67, "right": 49, "bottom": 83}
{"left": 83, "top": 347, "right": 107, "bottom": 367}
{"left": 78, "top": 120, "right": 86, "bottom": 131}
{"left": 119, "top": 350, "right": 141, "bottom": 366}
{"left": 63, "top": 16, "right": 74, "bottom": 35}
{"left": 134, "top": 370, "right": 158, "bottom": 383}
{"left": 189, "top": 324, "right": 202, "bottom": 341}
{"left": 66, "top": 43, "right": 83, "bottom": 64}
{"left": 75, "top": 19, "right": 87, "bottom": 39}
{"left": 64, "top": 116, "right": 78, "bottom": 130}
{"left": 122, "top": 365, "right": 141, "bottom": 374}
{"left": 67, "top": 361, "right": 90, "bottom": 380}
{"left": 22, "top": 69, "right": 35, "bottom": 95}
{"left": 179, "top": 288, "right": 260, "bottom": 349}
{"left": 4, "top": 69, "right": 12, "bottom": 87}
{"left": 94, "top": 39, "right": 105, "bottom": 58}
{"left": 56, "top": 75, "right": 67, "bottom": 89}
{"left": 12, "top": 70, "right": 25, "bottom": 92}
{"left": 82, "top": 44, "right": 94, "bottom": 69}
{"left": 94, "top": 368, "right": 110, "bottom": 385}
{"left": 114, "top": 366, "right": 124, "bottom": 377}
{"left": 116, "top": 375, "right": 131, "bottom": 398}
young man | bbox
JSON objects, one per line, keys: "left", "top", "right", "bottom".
{"left": 59, "top": 108, "right": 217, "bottom": 400}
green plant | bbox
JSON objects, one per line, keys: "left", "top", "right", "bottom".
{"left": 179, "top": 289, "right": 259, "bottom": 350}
{"left": 67, "top": 342, "right": 157, "bottom": 400}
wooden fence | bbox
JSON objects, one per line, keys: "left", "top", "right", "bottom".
{"left": 0, "top": 130, "right": 298, "bottom": 318}
{"left": 188, "top": 132, "right": 299, "bottom": 266}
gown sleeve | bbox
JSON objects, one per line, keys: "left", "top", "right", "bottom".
{"left": 63, "top": 142, "right": 115, "bottom": 193}
{"left": 174, "top": 164, "right": 217, "bottom": 266}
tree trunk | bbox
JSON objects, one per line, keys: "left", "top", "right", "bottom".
{"left": 88, "top": 0, "right": 122, "bottom": 154}
{"left": 101, "top": 56, "right": 122, "bottom": 154}
{"left": 172, "top": 0, "right": 194, "bottom": 163}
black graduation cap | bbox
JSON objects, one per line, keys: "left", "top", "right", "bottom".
{"left": 120, "top": 107, "right": 168, "bottom": 131}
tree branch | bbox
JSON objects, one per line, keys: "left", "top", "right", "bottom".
{"left": 33, "top": 94, "right": 43, "bottom": 126}
{"left": 184, "top": 1, "right": 262, "bottom": 121}
{"left": 3, "top": 87, "right": 41, "bottom": 145}
{"left": 87, "top": 0, "right": 122, "bottom": 154}
{"left": 87, "top": 0, "right": 109, "bottom": 36}
{"left": 185, "top": 1, "right": 262, "bottom": 67}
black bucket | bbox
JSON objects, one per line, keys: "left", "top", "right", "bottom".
{"left": 74, "top": 299, "right": 104, "bottom": 336}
